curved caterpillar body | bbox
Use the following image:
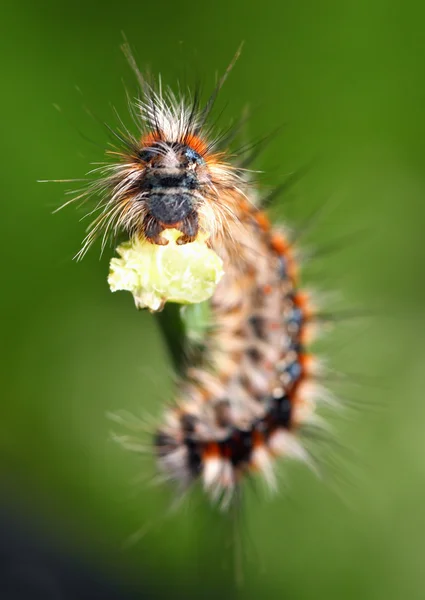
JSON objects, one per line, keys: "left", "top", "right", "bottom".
{"left": 74, "top": 47, "right": 329, "bottom": 508}
{"left": 155, "top": 195, "right": 319, "bottom": 507}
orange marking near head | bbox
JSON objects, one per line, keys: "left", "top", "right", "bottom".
{"left": 238, "top": 199, "right": 251, "bottom": 213}
{"left": 255, "top": 211, "right": 270, "bottom": 232}
{"left": 183, "top": 133, "right": 208, "bottom": 155}
{"left": 140, "top": 131, "right": 162, "bottom": 147}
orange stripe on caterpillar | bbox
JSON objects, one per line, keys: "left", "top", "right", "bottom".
{"left": 140, "top": 131, "right": 162, "bottom": 146}
{"left": 254, "top": 210, "right": 271, "bottom": 232}
{"left": 183, "top": 133, "right": 208, "bottom": 156}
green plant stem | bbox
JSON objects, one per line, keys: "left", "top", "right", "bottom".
{"left": 155, "top": 303, "right": 186, "bottom": 373}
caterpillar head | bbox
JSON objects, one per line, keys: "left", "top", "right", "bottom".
{"left": 133, "top": 137, "right": 213, "bottom": 246}
{"left": 71, "top": 51, "right": 244, "bottom": 260}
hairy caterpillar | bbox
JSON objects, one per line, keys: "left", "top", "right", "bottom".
{"left": 69, "top": 45, "right": 333, "bottom": 510}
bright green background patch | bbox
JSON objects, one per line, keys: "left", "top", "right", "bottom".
{"left": 2, "top": 1, "right": 425, "bottom": 598}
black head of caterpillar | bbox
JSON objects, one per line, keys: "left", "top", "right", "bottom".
{"left": 67, "top": 45, "right": 245, "bottom": 259}
{"left": 130, "top": 138, "right": 211, "bottom": 246}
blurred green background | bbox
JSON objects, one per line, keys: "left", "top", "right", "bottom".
{"left": 2, "top": 0, "right": 425, "bottom": 598}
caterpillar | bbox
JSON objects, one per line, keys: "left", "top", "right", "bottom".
{"left": 70, "top": 46, "right": 332, "bottom": 510}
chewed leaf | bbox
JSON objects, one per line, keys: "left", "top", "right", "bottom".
{"left": 108, "top": 229, "right": 224, "bottom": 311}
